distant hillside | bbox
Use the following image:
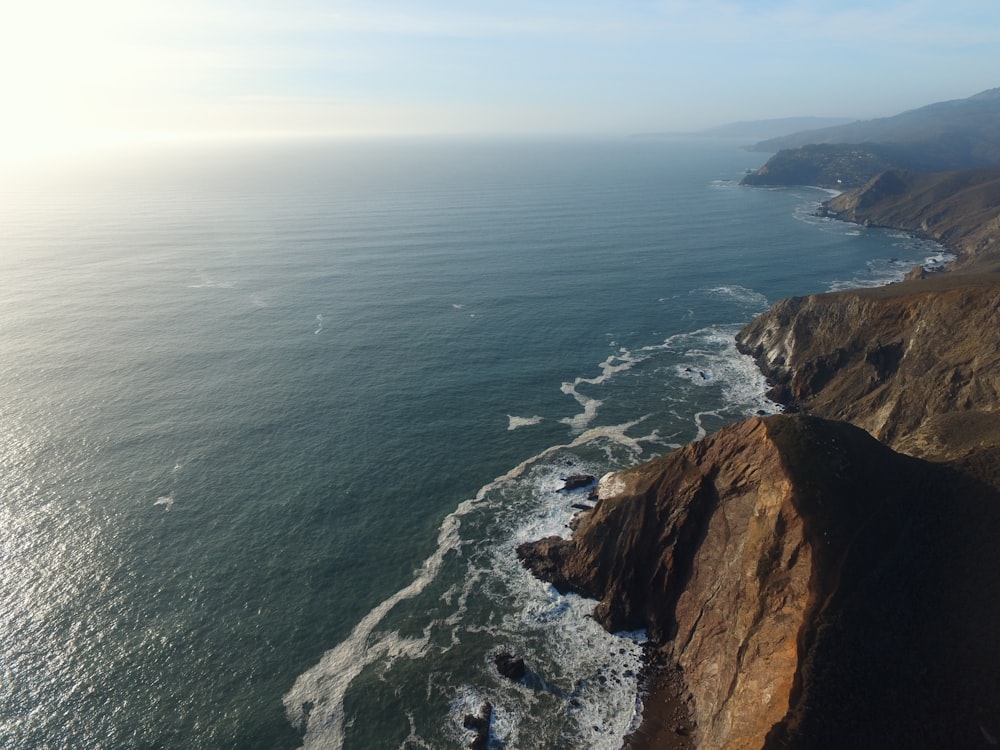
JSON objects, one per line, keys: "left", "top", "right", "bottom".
{"left": 631, "top": 116, "right": 855, "bottom": 141}
{"left": 751, "top": 88, "right": 1000, "bottom": 154}
{"left": 697, "top": 117, "right": 857, "bottom": 140}
{"left": 741, "top": 88, "right": 1000, "bottom": 188}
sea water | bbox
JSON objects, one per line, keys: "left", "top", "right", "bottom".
{"left": 0, "top": 137, "right": 946, "bottom": 749}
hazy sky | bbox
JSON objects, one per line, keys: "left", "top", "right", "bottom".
{"left": 2, "top": 0, "right": 998, "bottom": 156}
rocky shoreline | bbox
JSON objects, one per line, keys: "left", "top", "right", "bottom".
{"left": 518, "top": 170, "right": 1000, "bottom": 749}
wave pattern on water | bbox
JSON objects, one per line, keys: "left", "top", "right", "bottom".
{"left": 285, "top": 313, "right": 783, "bottom": 749}
{"left": 0, "top": 138, "right": 946, "bottom": 750}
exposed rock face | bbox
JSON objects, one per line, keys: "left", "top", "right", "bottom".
{"left": 825, "top": 167, "right": 1000, "bottom": 269}
{"left": 520, "top": 415, "right": 1000, "bottom": 749}
{"left": 735, "top": 278, "right": 1000, "bottom": 458}
{"left": 493, "top": 651, "right": 527, "bottom": 682}
{"left": 462, "top": 701, "right": 492, "bottom": 750}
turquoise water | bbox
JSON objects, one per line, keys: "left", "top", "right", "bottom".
{"left": 0, "top": 138, "right": 945, "bottom": 749}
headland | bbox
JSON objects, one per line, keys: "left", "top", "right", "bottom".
{"left": 518, "top": 154, "right": 1000, "bottom": 749}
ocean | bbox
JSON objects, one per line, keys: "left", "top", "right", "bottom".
{"left": 0, "top": 137, "right": 947, "bottom": 749}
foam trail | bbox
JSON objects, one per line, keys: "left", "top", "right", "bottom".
{"left": 558, "top": 383, "right": 603, "bottom": 431}
{"left": 284, "top": 500, "right": 474, "bottom": 748}
{"left": 479, "top": 416, "right": 653, "bottom": 501}
{"left": 702, "top": 285, "right": 770, "bottom": 310}
{"left": 507, "top": 415, "right": 543, "bottom": 431}
{"left": 285, "top": 416, "right": 656, "bottom": 749}
{"left": 559, "top": 351, "right": 644, "bottom": 431}
{"left": 693, "top": 410, "right": 721, "bottom": 440}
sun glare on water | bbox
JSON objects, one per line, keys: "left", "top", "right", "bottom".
{"left": 0, "top": 2, "right": 215, "bottom": 167}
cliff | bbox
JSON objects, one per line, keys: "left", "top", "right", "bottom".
{"left": 735, "top": 276, "right": 1000, "bottom": 458}
{"left": 519, "top": 415, "right": 1000, "bottom": 749}
{"left": 824, "top": 167, "right": 1000, "bottom": 270}
{"left": 519, "top": 154, "right": 1000, "bottom": 748}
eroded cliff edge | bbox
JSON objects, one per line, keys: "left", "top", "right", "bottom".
{"left": 735, "top": 276, "right": 1000, "bottom": 459}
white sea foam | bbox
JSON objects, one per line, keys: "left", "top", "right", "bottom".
{"left": 559, "top": 384, "right": 604, "bottom": 432}
{"left": 476, "top": 417, "right": 653, "bottom": 504}
{"left": 558, "top": 351, "right": 644, "bottom": 431}
{"left": 187, "top": 274, "right": 236, "bottom": 289}
{"left": 489, "top": 467, "right": 647, "bottom": 749}
{"left": 507, "top": 415, "right": 544, "bottom": 431}
{"left": 826, "top": 247, "right": 956, "bottom": 292}
{"left": 153, "top": 495, "right": 174, "bottom": 510}
{"left": 314, "top": 314, "right": 324, "bottom": 334}
{"left": 701, "top": 284, "right": 770, "bottom": 310}
{"left": 286, "top": 418, "right": 657, "bottom": 750}
{"left": 284, "top": 497, "right": 476, "bottom": 749}
{"left": 693, "top": 410, "right": 722, "bottom": 440}
{"left": 668, "top": 325, "right": 782, "bottom": 419}
{"left": 923, "top": 251, "right": 956, "bottom": 269}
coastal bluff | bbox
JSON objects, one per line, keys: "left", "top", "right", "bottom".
{"left": 519, "top": 167, "right": 1000, "bottom": 748}
{"left": 735, "top": 276, "right": 1000, "bottom": 458}
{"left": 520, "top": 415, "right": 1000, "bottom": 749}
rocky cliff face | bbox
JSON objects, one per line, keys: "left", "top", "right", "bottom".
{"left": 825, "top": 167, "right": 1000, "bottom": 269}
{"left": 520, "top": 415, "right": 1000, "bottom": 749}
{"left": 735, "top": 277, "right": 1000, "bottom": 458}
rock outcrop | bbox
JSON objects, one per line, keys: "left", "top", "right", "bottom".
{"left": 735, "top": 276, "right": 1000, "bottom": 458}
{"left": 824, "top": 167, "right": 1000, "bottom": 270}
{"left": 520, "top": 415, "right": 1000, "bottom": 749}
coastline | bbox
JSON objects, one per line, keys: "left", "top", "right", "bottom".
{"left": 525, "top": 167, "right": 1000, "bottom": 749}
{"left": 625, "top": 196, "right": 966, "bottom": 750}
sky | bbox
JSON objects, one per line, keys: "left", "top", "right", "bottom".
{"left": 1, "top": 0, "right": 999, "bottom": 158}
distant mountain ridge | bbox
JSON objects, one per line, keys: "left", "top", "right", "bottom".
{"left": 697, "top": 117, "right": 857, "bottom": 140}
{"left": 751, "top": 88, "right": 1000, "bottom": 153}
{"left": 631, "top": 117, "right": 856, "bottom": 142}
{"left": 741, "top": 87, "right": 1000, "bottom": 188}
